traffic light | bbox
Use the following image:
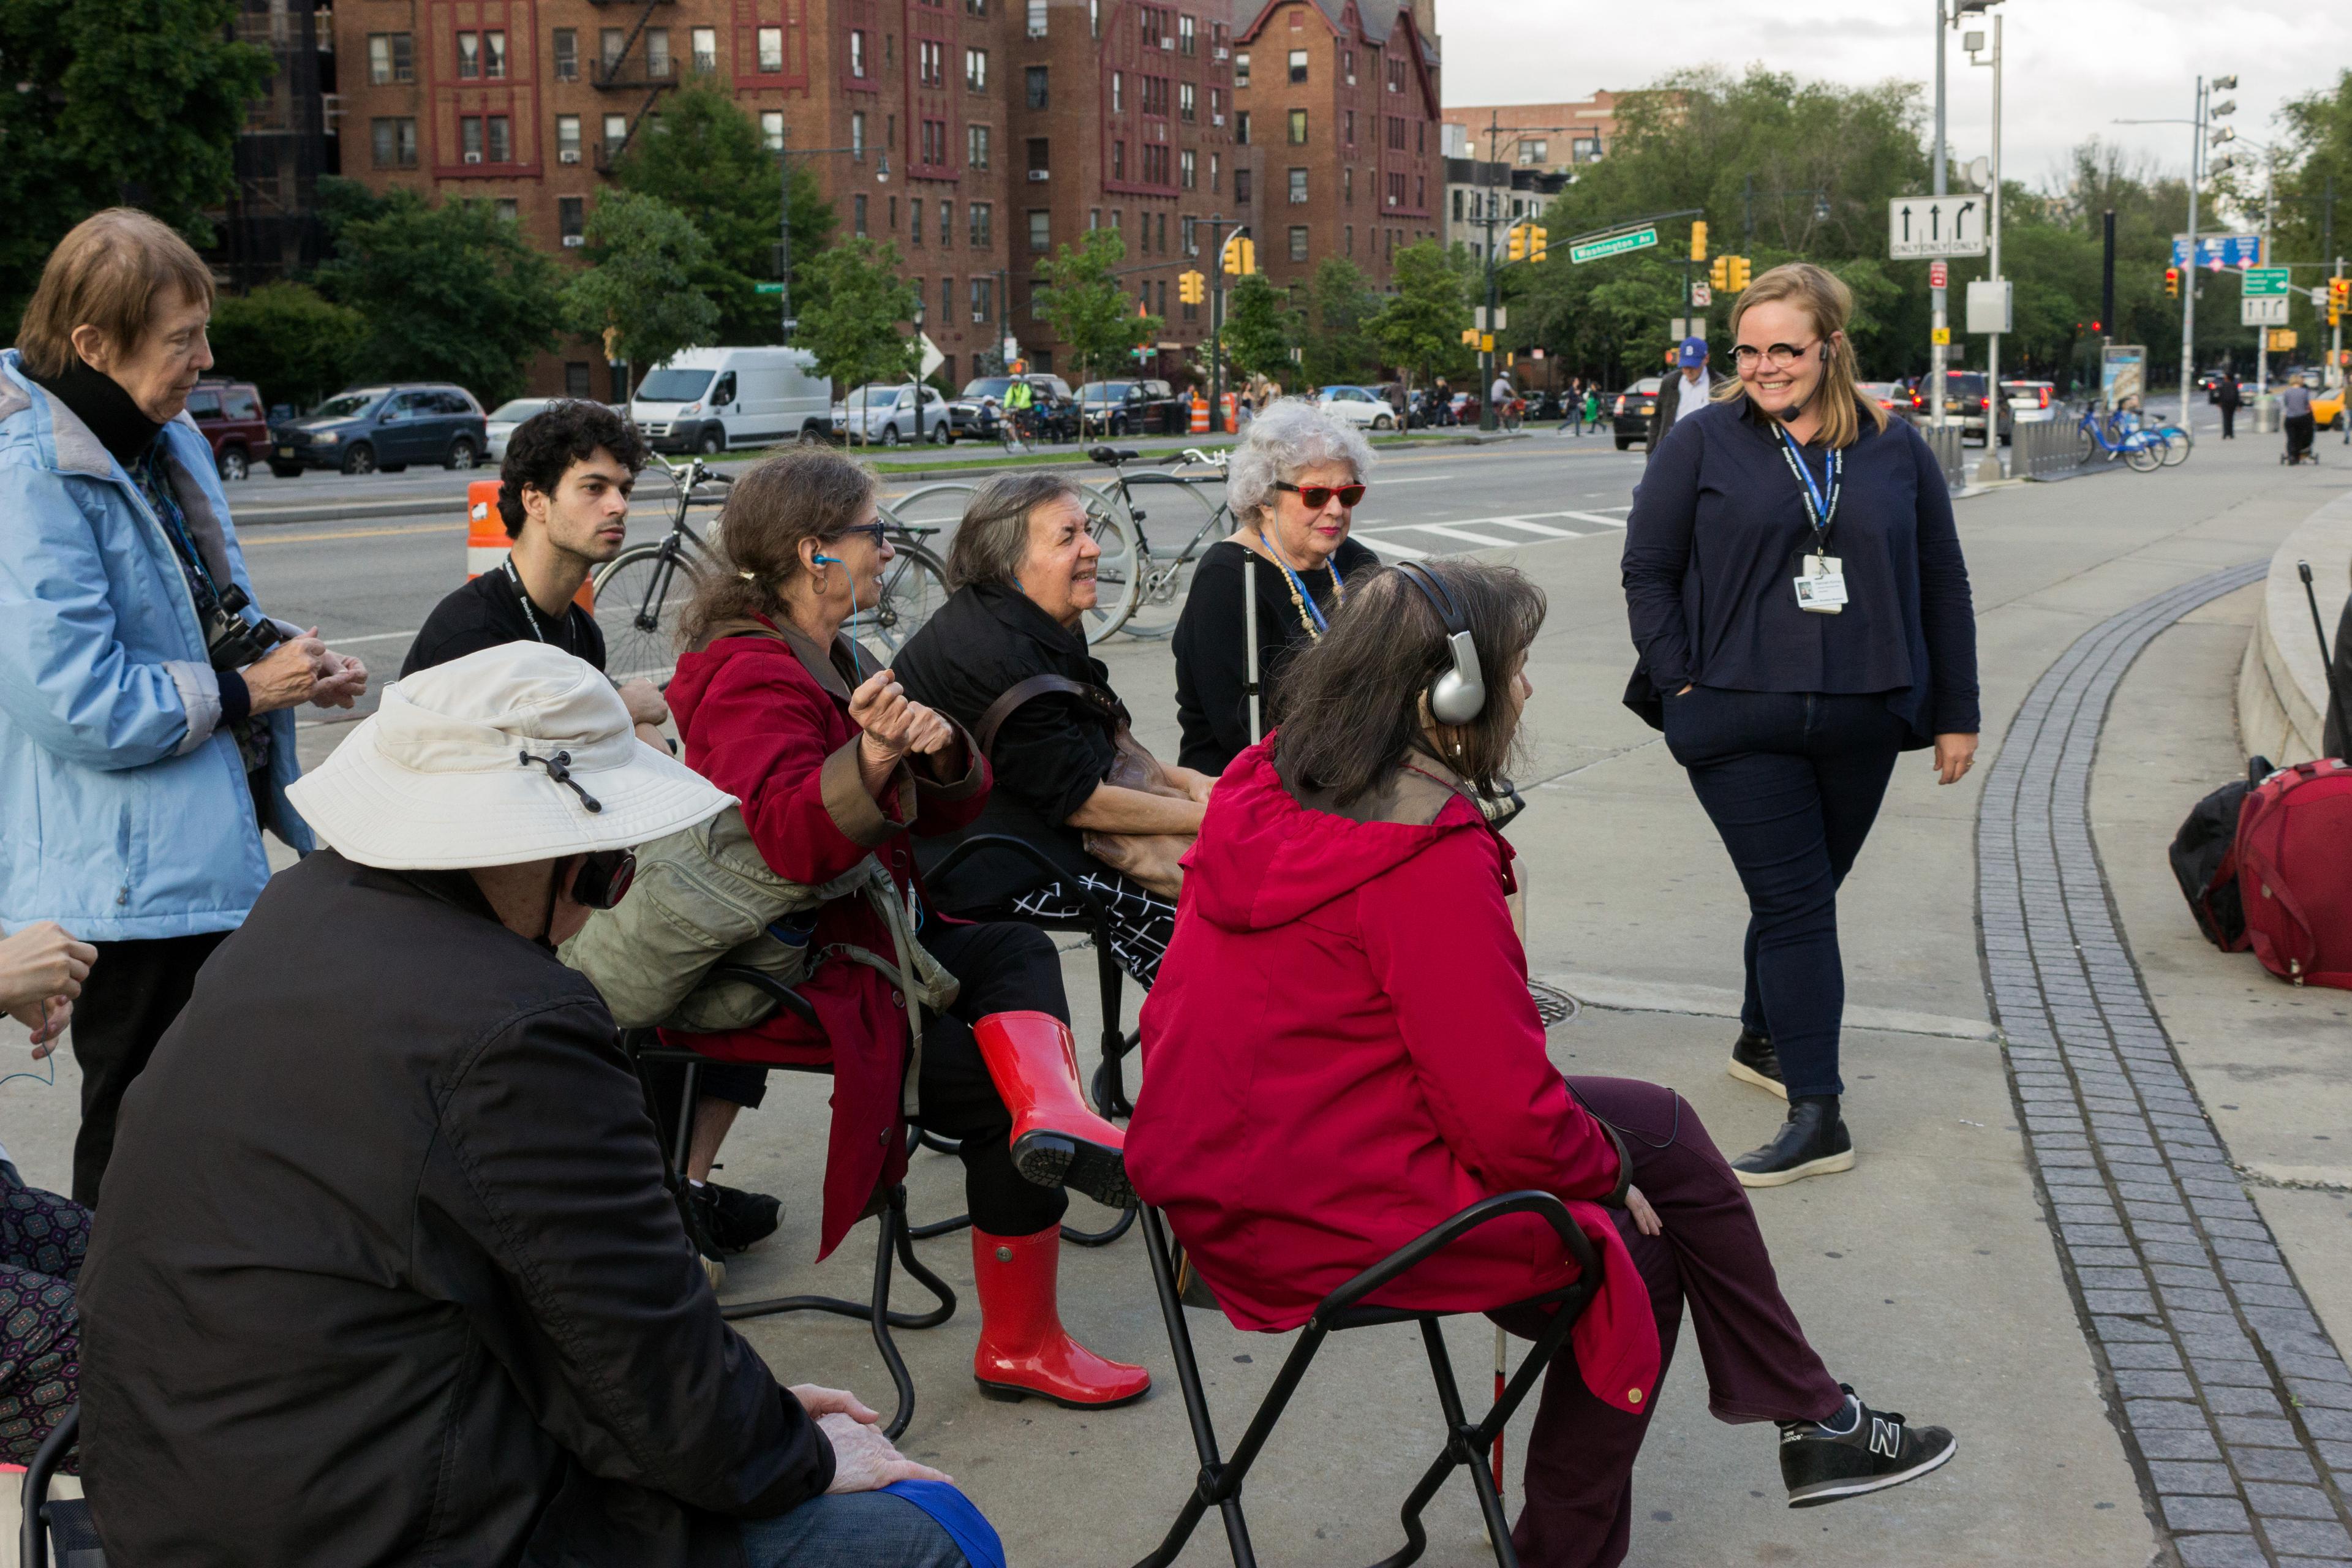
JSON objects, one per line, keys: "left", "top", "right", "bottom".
{"left": 1507, "top": 225, "right": 1528, "bottom": 263}
{"left": 1178, "top": 269, "right": 1205, "bottom": 306}
{"left": 1727, "top": 255, "right": 1751, "bottom": 292}
{"left": 1528, "top": 226, "right": 1548, "bottom": 263}
{"left": 1710, "top": 256, "right": 1729, "bottom": 290}
{"left": 1221, "top": 235, "right": 1256, "bottom": 275}
{"left": 2331, "top": 278, "right": 2350, "bottom": 325}
{"left": 1691, "top": 221, "right": 1708, "bottom": 262}
{"left": 2165, "top": 266, "right": 2180, "bottom": 299}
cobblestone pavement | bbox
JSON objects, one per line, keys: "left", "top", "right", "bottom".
{"left": 1980, "top": 558, "right": 2352, "bottom": 1567}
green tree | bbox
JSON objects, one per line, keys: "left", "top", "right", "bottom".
{"left": 207, "top": 283, "right": 368, "bottom": 410}
{"left": 1033, "top": 228, "right": 1161, "bottom": 383}
{"left": 1370, "top": 241, "right": 1469, "bottom": 398}
{"left": 1220, "top": 272, "right": 1294, "bottom": 380}
{"left": 0, "top": 0, "right": 271, "bottom": 326}
{"left": 1296, "top": 257, "right": 1380, "bottom": 387}
{"left": 314, "top": 186, "right": 564, "bottom": 407}
{"left": 793, "top": 238, "right": 920, "bottom": 390}
{"left": 562, "top": 192, "right": 721, "bottom": 398}
{"left": 611, "top": 77, "right": 836, "bottom": 344}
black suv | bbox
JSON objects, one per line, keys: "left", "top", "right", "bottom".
{"left": 269, "top": 383, "right": 489, "bottom": 476}
{"left": 1074, "top": 379, "right": 1189, "bottom": 437}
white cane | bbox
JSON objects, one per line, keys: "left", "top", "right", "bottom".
{"left": 1244, "top": 554, "right": 1263, "bottom": 744}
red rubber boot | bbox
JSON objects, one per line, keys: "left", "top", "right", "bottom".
{"left": 970, "top": 1011, "right": 1134, "bottom": 1209}
{"left": 971, "top": 1225, "right": 1152, "bottom": 1408}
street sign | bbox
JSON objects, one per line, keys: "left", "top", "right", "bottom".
{"left": 1567, "top": 227, "right": 1657, "bottom": 265}
{"left": 1474, "top": 306, "right": 1507, "bottom": 330}
{"left": 2243, "top": 296, "right": 2290, "bottom": 326}
{"left": 753, "top": 282, "right": 784, "bottom": 295}
{"left": 1479, "top": 333, "right": 1496, "bottom": 353}
{"left": 2243, "top": 268, "right": 2292, "bottom": 297}
{"left": 1932, "top": 326, "right": 1951, "bottom": 345}
{"left": 2269, "top": 329, "right": 2298, "bottom": 352}
{"left": 917, "top": 332, "right": 944, "bottom": 379}
{"left": 1929, "top": 260, "right": 1948, "bottom": 290}
{"left": 1887, "top": 195, "right": 1987, "bottom": 258}
{"left": 1691, "top": 281, "right": 1713, "bottom": 308}
{"left": 2171, "top": 233, "right": 2263, "bottom": 270}
{"left": 1966, "top": 279, "right": 2013, "bottom": 334}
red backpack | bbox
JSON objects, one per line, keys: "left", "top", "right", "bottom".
{"left": 2235, "top": 758, "right": 2352, "bottom": 989}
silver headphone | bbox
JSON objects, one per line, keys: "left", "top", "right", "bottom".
{"left": 1393, "top": 561, "right": 1487, "bottom": 725}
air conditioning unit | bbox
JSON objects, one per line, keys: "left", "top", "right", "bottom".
{"left": 1160, "top": 35, "right": 1173, "bottom": 48}
{"left": 1346, "top": 75, "right": 1356, "bottom": 85}
{"left": 462, "top": 150, "right": 486, "bottom": 164}
{"left": 562, "top": 234, "right": 585, "bottom": 247}
{"left": 1386, "top": 194, "right": 1396, "bottom": 206}
{"left": 1213, "top": 45, "right": 1227, "bottom": 59}
{"left": 1027, "top": 168, "right": 1049, "bottom": 181}
{"left": 1212, "top": 113, "right": 1224, "bottom": 126}
{"left": 559, "top": 149, "right": 581, "bottom": 164}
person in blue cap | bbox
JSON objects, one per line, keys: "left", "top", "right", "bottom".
{"left": 1648, "top": 334, "right": 1725, "bottom": 456}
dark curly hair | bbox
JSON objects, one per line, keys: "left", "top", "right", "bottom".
{"left": 497, "top": 399, "right": 650, "bottom": 537}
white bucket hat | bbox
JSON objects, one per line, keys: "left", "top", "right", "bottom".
{"left": 286, "top": 643, "right": 733, "bottom": 870}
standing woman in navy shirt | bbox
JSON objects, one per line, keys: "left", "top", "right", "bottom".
{"left": 1621, "top": 262, "right": 1979, "bottom": 1187}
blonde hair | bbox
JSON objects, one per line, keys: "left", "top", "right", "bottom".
{"left": 15, "top": 209, "right": 216, "bottom": 380}
{"left": 1717, "top": 262, "right": 1887, "bottom": 450}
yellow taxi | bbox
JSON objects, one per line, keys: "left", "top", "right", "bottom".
{"left": 2317, "top": 385, "right": 2345, "bottom": 429}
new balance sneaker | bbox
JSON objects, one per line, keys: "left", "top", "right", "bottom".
{"left": 1780, "top": 1386, "right": 1957, "bottom": 1507}
{"left": 1727, "top": 1028, "right": 1787, "bottom": 1099}
{"left": 690, "top": 1178, "right": 783, "bottom": 1254}
{"left": 1732, "top": 1097, "right": 1855, "bottom": 1188}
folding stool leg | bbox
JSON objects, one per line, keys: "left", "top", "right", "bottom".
{"left": 671, "top": 1058, "right": 702, "bottom": 1175}
{"left": 1133, "top": 1206, "right": 1261, "bottom": 1568}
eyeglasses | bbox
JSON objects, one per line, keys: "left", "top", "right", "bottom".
{"left": 1731, "top": 341, "right": 1822, "bottom": 372}
{"left": 828, "top": 521, "right": 892, "bottom": 549}
{"left": 1273, "top": 480, "right": 1367, "bottom": 509}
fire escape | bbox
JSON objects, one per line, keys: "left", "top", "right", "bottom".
{"left": 590, "top": 0, "right": 679, "bottom": 168}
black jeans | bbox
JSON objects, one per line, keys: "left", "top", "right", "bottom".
{"left": 71, "top": 932, "right": 229, "bottom": 1206}
{"left": 1662, "top": 688, "right": 1905, "bottom": 1101}
{"left": 2221, "top": 404, "right": 2237, "bottom": 439}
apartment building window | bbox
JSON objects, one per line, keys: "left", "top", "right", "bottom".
{"left": 1235, "top": 110, "right": 1249, "bottom": 144}
{"left": 966, "top": 0, "right": 987, "bottom": 12}
{"left": 1517, "top": 137, "right": 1547, "bottom": 165}
{"left": 971, "top": 276, "right": 992, "bottom": 323}
{"left": 1344, "top": 109, "right": 1355, "bottom": 145}
{"left": 1287, "top": 48, "right": 1306, "bottom": 83}
{"left": 921, "top": 118, "right": 946, "bottom": 165}
{"left": 1025, "top": 0, "right": 1046, "bottom": 35}
{"left": 1111, "top": 140, "right": 1123, "bottom": 179}
{"left": 1234, "top": 167, "right": 1251, "bottom": 202}
{"left": 941, "top": 277, "right": 954, "bottom": 323}
{"left": 601, "top": 28, "right": 624, "bottom": 72}
{"left": 551, "top": 28, "right": 576, "bottom": 80}
{"left": 1027, "top": 137, "right": 1049, "bottom": 176}
{"left": 854, "top": 194, "right": 868, "bottom": 235}
{"left": 1385, "top": 170, "right": 1404, "bottom": 207}
{"left": 459, "top": 116, "right": 484, "bottom": 161}
{"left": 1387, "top": 55, "right": 1404, "bottom": 91}
{"left": 557, "top": 115, "right": 582, "bottom": 162}
{"left": 1110, "top": 72, "right": 1122, "bottom": 112}
{"left": 1210, "top": 151, "right": 1219, "bottom": 191}
{"left": 646, "top": 28, "right": 671, "bottom": 77}
{"left": 1344, "top": 223, "right": 1353, "bottom": 254}
{"left": 1157, "top": 211, "right": 1169, "bottom": 252}
{"left": 758, "top": 26, "right": 783, "bottom": 72}
{"left": 456, "top": 31, "right": 480, "bottom": 78}
{"left": 918, "top": 40, "right": 943, "bottom": 87}
{"left": 1179, "top": 82, "right": 1194, "bottom": 121}
{"left": 1287, "top": 168, "right": 1307, "bottom": 205}
{"left": 603, "top": 113, "right": 628, "bottom": 159}
{"left": 1144, "top": 145, "right": 1168, "bottom": 183}
{"left": 1450, "top": 188, "right": 1463, "bottom": 221}
{"left": 1389, "top": 116, "right": 1406, "bottom": 151}
{"left": 1288, "top": 225, "right": 1308, "bottom": 262}
{"left": 1028, "top": 209, "right": 1050, "bottom": 252}
{"left": 565, "top": 363, "right": 594, "bottom": 398}
{"left": 1415, "top": 173, "right": 1425, "bottom": 208}
{"left": 1156, "top": 279, "right": 1167, "bottom": 315}
{"left": 1233, "top": 51, "right": 1248, "bottom": 88}
{"left": 1342, "top": 165, "right": 1352, "bottom": 203}
{"left": 849, "top": 29, "right": 866, "bottom": 77}
{"left": 965, "top": 47, "right": 987, "bottom": 91}
{"left": 484, "top": 31, "right": 507, "bottom": 78}
{"left": 910, "top": 198, "right": 923, "bottom": 246}
{"left": 486, "top": 116, "right": 511, "bottom": 162}
{"left": 691, "top": 28, "right": 717, "bottom": 72}
{"left": 1287, "top": 109, "right": 1306, "bottom": 144}
{"left": 852, "top": 111, "right": 867, "bottom": 159}
{"left": 1182, "top": 214, "right": 1196, "bottom": 254}
{"left": 559, "top": 197, "right": 585, "bottom": 241}
{"left": 366, "top": 32, "right": 412, "bottom": 84}
{"left": 1025, "top": 65, "right": 1047, "bottom": 108}
{"left": 967, "top": 124, "right": 990, "bottom": 167}
{"left": 1180, "top": 148, "right": 1195, "bottom": 188}
{"left": 938, "top": 199, "right": 953, "bottom": 245}
{"left": 1145, "top": 75, "right": 1170, "bottom": 116}
{"left": 371, "top": 116, "right": 417, "bottom": 168}
{"left": 1210, "top": 88, "right": 1223, "bottom": 121}
{"left": 1342, "top": 47, "right": 1355, "bottom": 81}
{"left": 970, "top": 202, "right": 992, "bottom": 245}
{"left": 1110, "top": 209, "right": 1121, "bottom": 237}
{"left": 760, "top": 110, "right": 783, "bottom": 151}
{"left": 1178, "top": 12, "right": 1194, "bottom": 53}
{"left": 1089, "top": 208, "right": 1101, "bottom": 229}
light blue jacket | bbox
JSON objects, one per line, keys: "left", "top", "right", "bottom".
{"left": 0, "top": 352, "right": 313, "bottom": 942}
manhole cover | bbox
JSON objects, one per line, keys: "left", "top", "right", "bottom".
{"left": 1528, "top": 981, "right": 1582, "bottom": 1027}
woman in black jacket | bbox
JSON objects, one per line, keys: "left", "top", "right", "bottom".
{"left": 1621, "top": 262, "right": 1979, "bottom": 1188}
{"left": 896, "top": 473, "right": 1215, "bottom": 985}
{"left": 1170, "top": 398, "right": 1382, "bottom": 774}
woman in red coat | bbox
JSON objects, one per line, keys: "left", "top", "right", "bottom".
{"left": 1124, "top": 559, "right": 1955, "bottom": 1564}
{"left": 661, "top": 447, "right": 1149, "bottom": 1409}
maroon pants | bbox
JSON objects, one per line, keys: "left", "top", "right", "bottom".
{"left": 1497, "top": 1077, "right": 1844, "bottom": 1568}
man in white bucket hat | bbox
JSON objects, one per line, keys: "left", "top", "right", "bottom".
{"left": 76, "top": 643, "right": 992, "bottom": 1568}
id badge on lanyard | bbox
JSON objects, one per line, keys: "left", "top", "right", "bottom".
{"left": 1778, "top": 431, "right": 1846, "bottom": 615}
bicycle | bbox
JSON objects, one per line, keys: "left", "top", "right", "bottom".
{"left": 2071, "top": 406, "right": 2171, "bottom": 473}
{"left": 1077, "top": 445, "right": 1235, "bottom": 640}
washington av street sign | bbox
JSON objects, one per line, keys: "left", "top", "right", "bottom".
{"left": 1888, "top": 195, "right": 1988, "bottom": 259}
{"left": 1569, "top": 227, "right": 1658, "bottom": 265}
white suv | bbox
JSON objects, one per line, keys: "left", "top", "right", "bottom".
{"left": 831, "top": 383, "right": 952, "bottom": 446}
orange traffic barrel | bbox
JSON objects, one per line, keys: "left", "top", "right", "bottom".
{"left": 1219, "top": 392, "right": 1238, "bottom": 432}
{"left": 1190, "top": 393, "right": 1210, "bottom": 434}
{"left": 466, "top": 478, "right": 593, "bottom": 610}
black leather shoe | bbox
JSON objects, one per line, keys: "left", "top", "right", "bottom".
{"left": 1733, "top": 1097, "right": 1854, "bottom": 1188}
{"left": 1727, "top": 1028, "right": 1787, "bottom": 1099}
{"left": 689, "top": 1179, "right": 783, "bottom": 1255}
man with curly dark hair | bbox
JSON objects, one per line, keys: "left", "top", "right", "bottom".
{"left": 402, "top": 400, "right": 666, "bottom": 745}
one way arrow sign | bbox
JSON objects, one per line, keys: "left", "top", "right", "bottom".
{"left": 1888, "top": 195, "right": 1989, "bottom": 259}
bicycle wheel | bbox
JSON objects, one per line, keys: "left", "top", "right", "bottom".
{"left": 1109, "top": 477, "right": 1226, "bottom": 637}
{"left": 594, "top": 542, "right": 704, "bottom": 685}
{"left": 2076, "top": 423, "right": 2099, "bottom": 466}
{"left": 1078, "top": 505, "right": 1139, "bottom": 643}
{"left": 2124, "top": 437, "right": 2163, "bottom": 473}
{"left": 851, "top": 542, "right": 951, "bottom": 655}
{"left": 2157, "top": 426, "right": 2192, "bottom": 466}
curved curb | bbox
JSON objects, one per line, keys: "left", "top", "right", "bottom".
{"left": 2237, "top": 489, "right": 2352, "bottom": 765}
{"left": 1978, "top": 559, "right": 2352, "bottom": 1567}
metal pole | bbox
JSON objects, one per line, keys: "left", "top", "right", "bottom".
{"left": 1243, "top": 556, "right": 1262, "bottom": 741}
{"left": 2100, "top": 208, "right": 2116, "bottom": 353}
{"left": 1482, "top": 113, "right": 1500, "bottom": 433}
{"left": 777, "top": 126, "right": 791, "bottom": 342}
{"left": 2256, "top": 159, "right": 2274, "bottom": 401}
{"left": 1983, "top": 12, "right": 2002, "bottom": 472}
{"left": 1931, "top": 0, "right": 1948, "bottom": 429}
{"left": 2179, "top": 77, "right": 2202, "bottom": 434}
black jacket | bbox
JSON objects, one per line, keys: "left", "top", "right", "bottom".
{"left": 78, "top": 850, "right": 830, "bottom": 1568}
{"left": 1171, "top": 536, "right": 1381, "bottom": 774}
{"left": 894, "top": 580, "right": 1121, "bottom": 910}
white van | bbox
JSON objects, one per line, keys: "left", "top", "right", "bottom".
{"left": 630, "top": 347, "right": 832, "bottom": 454}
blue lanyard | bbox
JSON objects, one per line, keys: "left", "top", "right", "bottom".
{"left": 1774, "top": 428, "right": 1841, "bottom": 553}
{"left": 1271, "top": 552, "right": 1344, "bottom": 633}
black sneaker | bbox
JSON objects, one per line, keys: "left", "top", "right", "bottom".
{"left": 1727, "top": 1028, "right": 1787, "bottom": 1099}
{"left": 687, "top": 1180, "right": 782, "bottom": 1255}
{"left": 676, "top": 1185, "right": 727, "bottom": 1289}
{"left": 1781, "top": 1386, "right": 1956, "bottom": 1507}
{"left": 1732, "top": 1097, "right": 1854, "bottom": 1188}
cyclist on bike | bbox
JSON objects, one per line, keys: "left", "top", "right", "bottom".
{"left": 1004, "top": 375, "right": 1036, "bottom": 443}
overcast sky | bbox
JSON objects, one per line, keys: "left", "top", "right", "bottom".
{"left": 1442, "top": 1, "right": 2340, "bottom": 197}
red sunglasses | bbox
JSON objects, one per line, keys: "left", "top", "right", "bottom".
{"left": 1272, "top": 480, "right": 1367, "bottom": 509}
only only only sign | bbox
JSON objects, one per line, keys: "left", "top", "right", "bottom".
{"left": 1888, "top": 195, "right": 1989, "bottom": 259}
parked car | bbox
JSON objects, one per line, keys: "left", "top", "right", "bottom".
{"left": 1611, "top": 377, "right": 1663, "bottom": 450}
{"left": 631, "top": 347, "right": 833, "bottom": 453}
{"left": 268, "top": 383, "right": 487, "bottom": 476}
{"left": 186, "top": 379, "right": 268, "bottom": 481}
{"left": 1449, "top": 391, "right": 1482, "bottom": 426}
{"left": 946, "top": 374, "right": 1078, "bottom": 442}
{"left": 831, "top": 383, "right": 952, "bottom": 446}
{"left": 1913, "top": 371, "right": 1992, "bottom": 442}
{"left": 1074, "top": 379, "right": 1188, "bottom": 437}
{"left": 1856, "top": 381, "right": 1912, "bottom": 421}
{"left": 1314, "top": 385, "right": 1401, "bottom": 430}
{"left": 1999, "top": 380, "right": 2057, "bottom": 443}
{"left": 483, "top": 398, "right": 557, "bottom": 463}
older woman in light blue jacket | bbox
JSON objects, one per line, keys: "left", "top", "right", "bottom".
{"left": 0, "top": 209, "right": 369, "bottom": 1202}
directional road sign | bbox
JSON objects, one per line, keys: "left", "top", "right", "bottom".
{"left": 2242, "top": 268, "right": 2293, "bottom": 297}
{"left": 1568, "top": 227, "right": 1657, "bottom": 265}
{"left": 2242, "top": 296, "right": 2290, "bottom": 327}
{"left": 754, "top": 282, "right": 785, "bottom": 295}
{"left": 1887, "top": 195, "right": 1988, "bottom": 259}
{"left": 2171, "top": 233, "right": 2263, "bottom": 270}
{"left": 917, "top": 332, "right": 944, "bottom": 380}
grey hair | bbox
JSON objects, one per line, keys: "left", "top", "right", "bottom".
{"left": 1226, "top": 396, "right": 1378, "bottom": 527}
{"left": 944, "top": 470, "right": 1091, "bottom": 590}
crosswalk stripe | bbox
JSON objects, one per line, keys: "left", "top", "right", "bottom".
{"left": 1410, "top": 523, "right": 1522, "bottom": 548}
{"left": 1559, "top": 510, "right": 1629, "bottom": 527}
{"left": 1486, "top": 518, "right": 1585, "bottom": 538}
{"left": 1357, "top": 535, "right": 1431, "bottom": 559}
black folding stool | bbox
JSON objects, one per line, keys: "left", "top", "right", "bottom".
{"left": 20, "top": 1404, "right": 100, "bottom": 1568}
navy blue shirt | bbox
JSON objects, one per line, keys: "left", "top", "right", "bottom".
{"left": 1621, "top": 397, "right": 1980, "bottom": 745}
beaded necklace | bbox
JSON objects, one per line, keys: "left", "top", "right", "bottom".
{"left": 1252, "top": 528, "right": 1346, "bottom": 639}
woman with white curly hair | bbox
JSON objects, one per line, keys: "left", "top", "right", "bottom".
{"left": 1172, "top": 396, "right": 1382, "bottom": 774}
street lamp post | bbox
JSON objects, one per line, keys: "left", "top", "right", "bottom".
{"left": 1477, "top": 113, "right": 1567, "bottom": 432}
{"left": 1959, "top": 1, "right": 2003, "bottom": 477}
{"left": 911, "top": 298, "right": 927, "bottom": 445}
{"left": 771, "top": 127, "right": 875, "bottom": 342}
{"left": 1931, "top": 0, "right": 1948, "bottom": 431}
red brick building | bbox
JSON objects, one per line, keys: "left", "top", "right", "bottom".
{"left": 332, "top": 0, "right": 1280, "bottom": 393}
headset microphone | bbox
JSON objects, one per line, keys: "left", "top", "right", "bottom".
{"left": 1773, "top": 340, "right": 1835, "bottom": 423}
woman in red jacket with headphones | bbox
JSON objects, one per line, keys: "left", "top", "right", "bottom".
{"left": 1124, "top": 559, "right": 1956, "bottom": 1566}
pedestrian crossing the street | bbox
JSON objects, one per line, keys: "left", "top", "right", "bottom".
{"left": 1352, "top": 507, "right": 1630, "bottom": 560}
